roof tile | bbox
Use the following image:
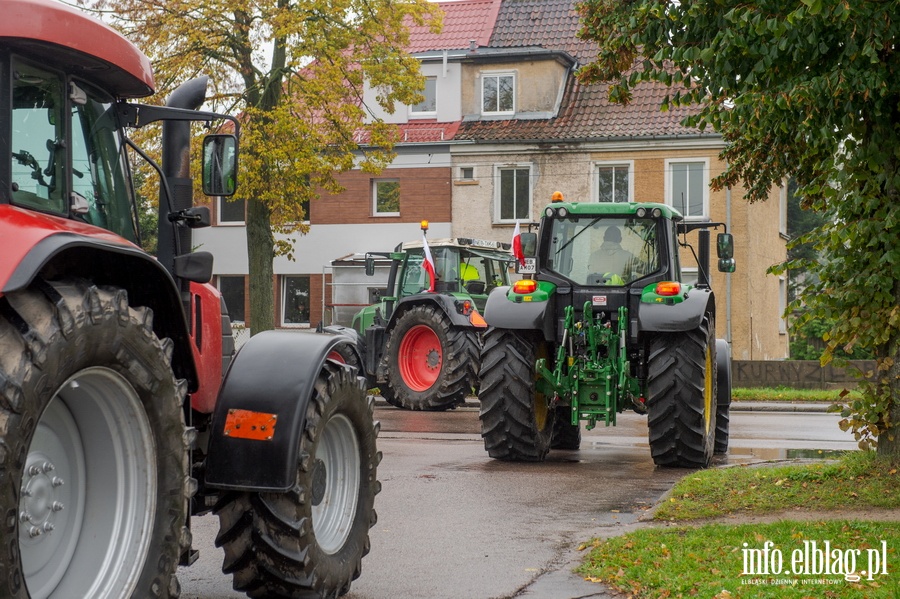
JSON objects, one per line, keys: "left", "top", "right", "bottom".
{"left": 407, "top": 0, "right": 502, "bottom": 52}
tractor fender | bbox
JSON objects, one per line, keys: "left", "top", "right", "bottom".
{"left": 715, "top": 338, "right": 733, "bottom": 407}
{"left": 388, "top": 293, "right": 478, "bottom": 330}
{"left": 0, "top": 222, "right": 198, "bottom": 388}
{"left": 204, "top": 329, "right": 357, "bottom": 492}
{"left": 482, "top": 286, "right": 556, "bottom": 340}
{"left": 321, "top": 324, "right": 367, "bottom": 367}
{"left": 638, "top": 288, "right": 715, "bottom": 333}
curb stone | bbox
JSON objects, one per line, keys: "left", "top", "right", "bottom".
{"left": 373, "top": 398, "right": 834, "bottom": 413}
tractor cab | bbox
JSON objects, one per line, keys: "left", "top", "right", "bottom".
{"left": 397, "top": 237, "right": 514, "bottom": 310}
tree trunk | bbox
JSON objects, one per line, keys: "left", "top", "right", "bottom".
{"left": 246, "top": 196, "right": 275, "bottom": 334}
{"left": 876, "top": 329, "right": 900, "bottom": 462}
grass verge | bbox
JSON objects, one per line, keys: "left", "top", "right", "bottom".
{"left": 578, "top": 452, "right": 900, "bottom": 598}
{"left": 731, "top": 386, "right": 861, "bottom": 403}
{"left": 654, "top": 451, "right": 899, "bottom": 520}
{"left": 577, "top": 520, "right": 899, "bottom": 598}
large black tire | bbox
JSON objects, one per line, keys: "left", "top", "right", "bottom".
{"left": 478, "top": 329, "right": 555, "bottom": 461}
{"left": 550, "top": 406, "right": 582, "bottom": 450}
{"left": 376, "top": 384, "right": 404, "bottom": 409}
{"left": 714, "top": 339, "right": 732, "bottom": 455}
{"left": 0, "top": 278, "right": 187, "bottom": 598}
{"left": 646, "top": 314, "right": 717, "bottom": 468}
{"left": 383, "top": 304, "right": 479, "bottom": 411}
{"left": 214, "top": 362, "right": 380, "bottom": 599}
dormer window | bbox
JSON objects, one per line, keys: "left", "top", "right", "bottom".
{"left": 482, "top": 72, "right": 514, "bottom": 115}
{"left": 410, "top": 76, "right": 437, "bottom": 116}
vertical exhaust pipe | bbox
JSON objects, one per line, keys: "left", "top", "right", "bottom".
{"left": 158, "top": 76, "right": 209, "bottom": 278}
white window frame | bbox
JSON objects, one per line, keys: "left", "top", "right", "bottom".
{"left": 409, "top": 76, "right": 437, "bottom": 117}
{"left": 493, "top": 163, "right": 532, "bottom": 223}
{"left": 217, "top": 196, "right": 245, "bottom": 225}
{"left": 593, "top": 160, "right": 634, "bottom": 203}
{"left": 664, "top": 158, "right": 710, "bottom": 220}
{"left": 458, "top": 165, "right": 476, "bottom": 182}
{"left": 481, "top": 72, "right": 515, "bottom": 116}
{"left": 680, "top": 267, "right": 699, "bottom": 287}
{"left": 372, "top": 179, "right": 400, "bottom": 217}
{"left": 280, "top": 275, "right": 311, "bottom": 328}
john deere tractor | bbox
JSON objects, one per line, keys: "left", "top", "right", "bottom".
{"left": 479, "top": 196, "right": 735, "bottom": 468}
{"left": 349, "top": 229, "right": 514, "bottom": 410}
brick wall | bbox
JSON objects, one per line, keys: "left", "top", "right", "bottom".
{"left": 312, "top": 167, "right": 452, "bottom": 225}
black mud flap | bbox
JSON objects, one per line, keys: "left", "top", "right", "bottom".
{"left": 204, "top": 330, "right": 352, "bottom": 492}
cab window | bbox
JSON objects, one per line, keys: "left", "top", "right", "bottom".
{"left": 11, "top": 59, "right": 66, "bottom": 214}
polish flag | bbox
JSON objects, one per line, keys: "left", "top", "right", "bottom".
{"left": 511, "top": 220, "right": 525, "bottom": 267}
{"left": 422, "top": 233, "right": 436, "bottom": 292}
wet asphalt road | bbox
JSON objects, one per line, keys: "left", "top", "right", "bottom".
{"left": 179, "top": 402, "right": 855, "bottom": 599}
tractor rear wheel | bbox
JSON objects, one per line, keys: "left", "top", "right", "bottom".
{"left": 479, "top": 329, "right": 555, "bottom": 461}
{"left": 550, "top": 407, "right": 582, "bottom": 450}
{"left": 214, "top": 362, "right": 379, "bottom": 599}
{"left": 646, "top": 314, "right": 717, "bottom": 468}
{"left": 714, "top": 339, "right": 732, "bottom": 455}
{"left": 384, "top": 304, "right": 479, "bottom": 411}
{"left": 0, "top": 278, "right": 187, "bottom": 599}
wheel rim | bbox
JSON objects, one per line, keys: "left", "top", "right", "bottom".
{"left": 311, "top": 414, "right": 361, "bottom": 555}
{"left": 397, "top": 324, "right": 442, "bottom": 391}
{"left": 704, "top": 345, "right": 714, "bottom": 435}
{"left": 21, "top": 367, "right": 156, "bottom": 599}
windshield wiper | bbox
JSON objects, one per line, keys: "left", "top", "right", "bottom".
{"left": 555, "top": 217, "right": 603, "bottom": 255}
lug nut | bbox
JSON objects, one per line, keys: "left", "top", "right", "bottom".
{"left": 51, "top": 477, "right": 64, "bottom": 488}
{"left": 42, "top": 462, "right": 54, "bottom": 473}
{"left": 51, "top": 502, "right": 64, "bottom": 512}
{"left": 29, "top": 527, "right": 42, "bottom": 538}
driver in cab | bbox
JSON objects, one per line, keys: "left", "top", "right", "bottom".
{"left": 588, "top": 225, "right": 638, "bottom": 285}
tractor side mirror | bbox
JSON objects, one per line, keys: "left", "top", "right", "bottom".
{"left": 520, "top": 232, "right": 537, "bottom": 257}
{"left": 717, "top": 233, "right": 736, "bottom": 272}
{"left": 717, "top": 233, "right": 734, "bottom": 259}
{"left": 202, "top": 134, "right": 237, "bottom": 196}
{"left": 365, "top": 254, "right": 375, "bottom": 276}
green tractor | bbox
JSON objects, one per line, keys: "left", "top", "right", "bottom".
{"left": 479, "top": 197, "right": 735, "bottom": 468}
{"left": 349, "top": 229, "right": 514, "bottom": 410}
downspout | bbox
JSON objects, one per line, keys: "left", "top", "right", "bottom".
{"left": 726, "top": 184, "right": 733, "bottom": 346}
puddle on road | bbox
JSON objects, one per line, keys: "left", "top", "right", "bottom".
{"left": 721, "top": 446, "right": 848, "bottom": 464}
{"left": 585, "top": 439, "right": 848, "bottom": 466}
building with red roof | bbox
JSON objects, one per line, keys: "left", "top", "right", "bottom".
{"left": 199, "top": 0, "right": 788, "bottom": 360}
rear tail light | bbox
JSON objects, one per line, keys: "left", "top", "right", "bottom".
{"left": 512, "top": 279, "right": 538, "bottom": 294}
{"left": 655, "top": 281, "right": 681, "bottom": 296}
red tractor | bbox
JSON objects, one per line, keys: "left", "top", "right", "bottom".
{"left": 0, "top": 2, "right": 379, "bottom": 598}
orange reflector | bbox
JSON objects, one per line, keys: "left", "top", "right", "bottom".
{"left": 469, "top": 310, "right": 487, "bottom": 328}
{"left": 656, "top": 281, "right": 681, "bottom": 296}
{"left": 223, "top": 409, "right": 278, "bottom": 441}
{"left": 513, "top": 279, "right": 538, "bottom": 294}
